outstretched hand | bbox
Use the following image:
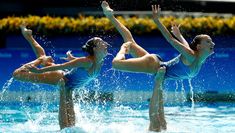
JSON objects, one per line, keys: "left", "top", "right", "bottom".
{"left": 101, "top": 1, "right": 113, "bottom": 17}
{"left": 171, "top": 22, "right": 181, "bottom": 37}
{"left": 152, "top": 5, "right": 161, "bottom": 20}
{"left": 20, "top": 25, "right": 32, "bottom": 37}
{"left": 60, "top": 50, "right": 76, "bottom": 61}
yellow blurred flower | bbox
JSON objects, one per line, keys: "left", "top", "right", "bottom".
{"left": 0, "top": 15, "right": 234, "bottom": 35}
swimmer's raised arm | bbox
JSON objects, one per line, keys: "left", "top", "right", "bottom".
{"left": 101, "top": 1, "right": 135, "bottom": 43}
{"left": 20, "top": 25, "right": 46, "bottom": 58}
{"left": 171, "top": 22, "right": 189, "bottom": 47}
{"left": 152, "top": 5, "right": 195, "bottom": 62}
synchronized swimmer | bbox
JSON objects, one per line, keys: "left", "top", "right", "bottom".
{"left": 102, "top": 1, "right": 215, "bottom": 132}
{"left": 12, "top": 1, "right": 215, "bottom": 132}
{"left": 13, "top": 25, "right": 109, "bottom": 129}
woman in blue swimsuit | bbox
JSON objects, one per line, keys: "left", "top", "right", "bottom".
{"left": 102, "top": 1, "right": 215, "bottom": 132}
{"left": 13, "top": 26, "right": 109, "bottom": 129}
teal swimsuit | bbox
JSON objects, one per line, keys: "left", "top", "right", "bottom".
{"left": 64, "top": 68, "right": 95, "bottom": 89}
{"left": 157, "top": 54, "right": 193, "bottom": 80}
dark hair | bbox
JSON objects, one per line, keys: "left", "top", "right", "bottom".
{"left": 82, "top": 38, "right": 97, "bottom": 55}
{"left": 190, "top": 35, "right": 203, "bottom": 51}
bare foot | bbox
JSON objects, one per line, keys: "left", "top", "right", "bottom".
{"left": 20, "top": 25, "right": 32, "bottom": 37}
{"left": 101, "top": 1, "right": 113, "bottom": 17}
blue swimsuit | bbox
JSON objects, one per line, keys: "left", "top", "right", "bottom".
{"left": 158, "top": 54, "right": 193, "bottom": 80}
{"left": 64, "top": 68, "right": 95, "bottom": 89}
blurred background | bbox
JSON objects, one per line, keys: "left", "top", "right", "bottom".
{"left": 1, "top": 0, "right": 235, "bottom": 17}
{"left": 0, "top": 0, "right": 235, "bottom": 102}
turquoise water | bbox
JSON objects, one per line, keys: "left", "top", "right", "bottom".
{"left": 0, "top": 101, "right": 235, "bottom": 133}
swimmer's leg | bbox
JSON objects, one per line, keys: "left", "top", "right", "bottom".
{"left": 20, "top": 25, "right": 46, "bottom": 58}
{"left": 149, "top": 67, "right": 166, "bottom": 132}
{"left": 58, "top": 79, "right": 69, "bottom": 129}
{"left": 159, "top": 87, "right": 167, "bottom": 130}
{"left": 65, "top": 88, "right": 75, "bottom": 127}
{"left": 58, "top": 79, "right": 75, "bottom": 129}
{"left": 112, "top": 53, "right": 161, "bottom": 74}
{"left": 13, "top": 65, "right": 64, "bottom": 85}
{"left": 102, "top": 1, "right": 148, "bottom": 58}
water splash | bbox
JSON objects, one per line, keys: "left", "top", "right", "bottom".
{"left": 0, "top": 78, "right": 14, "bottom": 101}
{"left": 102, "top": 68, "right": 120, "bottom": 81}
{"left": 175, "top": 80, "right": 179, "bottom": 102}
{"left": 71, "top": 102, "right": 148, "bottom": 133}
{"left": 35, "top": 34, "right": 56, "bottom": 58}
{"left": 16, "top": 92, "right": 55, "bottom": 132}
{"left": 174, "top": 80, "right": 186, "bottom": 103}
{"left": 180, "top": 80, "right": 186, "bottom": 102}
{"left": 1, "top": 102, "right": 235, "bottom": 132}
{"left": 94, "top": 79, "right": 100, "bottom": 89}
{"left": 93, "top": 79, "right": 102, "bottom": 103}
{"left": 188, "top": 79, "right": 195, "bottom": 110}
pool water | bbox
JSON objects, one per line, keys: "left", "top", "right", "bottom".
{"left": 0, "top": 35, "right": 235, "bottom": 133}
{"left": 0, "top": 101, "right": 235, "bottom": 133}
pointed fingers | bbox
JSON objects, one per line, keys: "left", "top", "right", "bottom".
{"left": 66, "top": 50, "right": 72, "bottom": 55}
{"left": 158, "top": 5, "right": 161, "bottom": 12}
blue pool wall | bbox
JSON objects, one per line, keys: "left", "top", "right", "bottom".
{"left": 0, "top": 35, "right": 234, "bottom": 93}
